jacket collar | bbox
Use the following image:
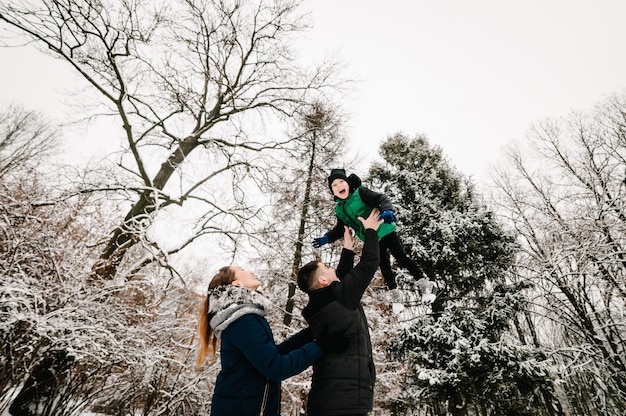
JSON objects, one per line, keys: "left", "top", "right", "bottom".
{"left": 208, "top": 285, "right": 270, "bottom": 338}
{"left": 302, "top": 284, "right": 338, "bottom": 321}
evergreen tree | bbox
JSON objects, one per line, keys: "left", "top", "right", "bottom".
{"left": 370, "top": 133, "right": 563, "bottom": 416}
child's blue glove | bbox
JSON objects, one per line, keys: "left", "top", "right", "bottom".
{"left": 378, "top": 210, "right": 397, "bottom": 224}
{"left": 312, "top": 235, "right": 329, "bottom": 248}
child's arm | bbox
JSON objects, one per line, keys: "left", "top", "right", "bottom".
{"left": 313, "top": 217, "right": 345, "bottom": 247}
{"left": 358, "top": 186, "right": 394, "bottom": 212}
{"left": 358, "top": 186, "right": 398, "bottom": 223}
{"left": 326, "top": 218, "right": 346, "bottom": 242}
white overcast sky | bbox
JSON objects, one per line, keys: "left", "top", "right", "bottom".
{"left": 2, "top": 0, "right": 626, "bottom": 187}
{"left": 300, "top": 0, "right": 626, "bottom": 185}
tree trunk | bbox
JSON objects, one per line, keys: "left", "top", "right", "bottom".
{"left": 9, "top": 350, "right": 74, "bottom": 416}
{"left": 92, "top": 135, "right": 200, "bottom": 279}
{"left": 447, "top": 390, "right": 467, "bottom": 416}
{"left": 283, "top": 138, "right": 316, "bottom": 325}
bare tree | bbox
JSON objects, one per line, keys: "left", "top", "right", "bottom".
{"left": 224, "top": 102, "right": 390, "bottom": 412}
{"left": 277, "top": 101, "right": 347, "bottom": 325}
{"left": 0, "top": 104, "right": 59, "bottom": 179}
{"left": 0, "top": 104, "right": 112, "bottom": 415}
{"left": 0, "top": 103, "right": 214, "bottom": 414}
{"left": 0, "top": 0, "right": 337, "bottom": 279}
{"left": 491, "top": 93, "right": 626, "bottom": 415}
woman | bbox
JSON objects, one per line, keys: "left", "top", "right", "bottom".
{"left": 197, "top": 266, "right": 333, "bottom": 416}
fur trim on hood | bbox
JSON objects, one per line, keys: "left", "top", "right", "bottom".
{"left": 208, "top": 285, "right": 273, "bottom": 339}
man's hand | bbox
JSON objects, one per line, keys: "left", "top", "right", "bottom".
{"left": 343, "top": 226, "right": 356, "bottom": 251}
{"left": 358, "top": 209, "right": 383, "bottom": 231}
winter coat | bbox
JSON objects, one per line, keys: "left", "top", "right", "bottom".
{"left": 302, "top": 228, "right": 380, "bottom": 416}
{"left": 208, "top": 285, "right": 323, "bottom": 416}
{"left": 326, "top": 185, "right": 396, "bottom": 243}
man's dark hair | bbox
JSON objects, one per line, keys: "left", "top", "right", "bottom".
{"left": 297, "top": 260, "right": 321, "bottom": 293}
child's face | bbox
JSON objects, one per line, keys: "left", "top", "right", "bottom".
{"left": 331, "top": 179, "right": 350, "bottom": 199}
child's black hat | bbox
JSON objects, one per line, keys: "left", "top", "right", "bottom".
{"left": 328, "top": 168, "right": 362, "bottom": 193}
{"left": 328, "top": 168, "right": 349, "bottom": 192}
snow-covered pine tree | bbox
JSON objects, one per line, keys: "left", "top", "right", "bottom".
{"left": 368, "top": 133, "right": 564, "bottom": 416}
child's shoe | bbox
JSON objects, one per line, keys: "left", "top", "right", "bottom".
{"left": 416, "top": 278, "right": 437, "bottom": 304}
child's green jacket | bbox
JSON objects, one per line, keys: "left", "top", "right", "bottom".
{"left": 326, "top": 185, "right": 396, "bottom": 242}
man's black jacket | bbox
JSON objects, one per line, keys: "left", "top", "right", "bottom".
{"left": 302, "top": 228, "right": 380, "bottom": 416}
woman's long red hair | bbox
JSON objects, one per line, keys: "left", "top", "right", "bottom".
{"left": 196, "top": 266, "right": 236, "bottom": 369}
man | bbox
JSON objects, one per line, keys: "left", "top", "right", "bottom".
{"left": 297, "top": 209, "right": 382, "bottom": 416}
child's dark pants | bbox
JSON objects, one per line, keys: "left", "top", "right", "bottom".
{"left": 379, "top": 231, "right": 425, "bottom": 290}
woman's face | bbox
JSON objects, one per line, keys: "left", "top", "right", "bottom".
{"left": 231, "top": 267, "right": 261, "bottom": 290}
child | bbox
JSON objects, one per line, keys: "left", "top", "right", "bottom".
{"left": 313, "top": 168, "right": 435, "bottom": 303}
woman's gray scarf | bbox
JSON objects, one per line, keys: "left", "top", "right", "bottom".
{"left": 208, "top": 285, "right": 273, "bottom": 339}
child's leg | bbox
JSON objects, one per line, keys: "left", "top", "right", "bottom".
{"left": 378, "top": 240, "right": 397, "bottom": 290}
{"left": 382, "top": 232, "right": 428, "bottom": 284}
{"left": 382, "top": 233, "right": 436, "bottom": 303}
